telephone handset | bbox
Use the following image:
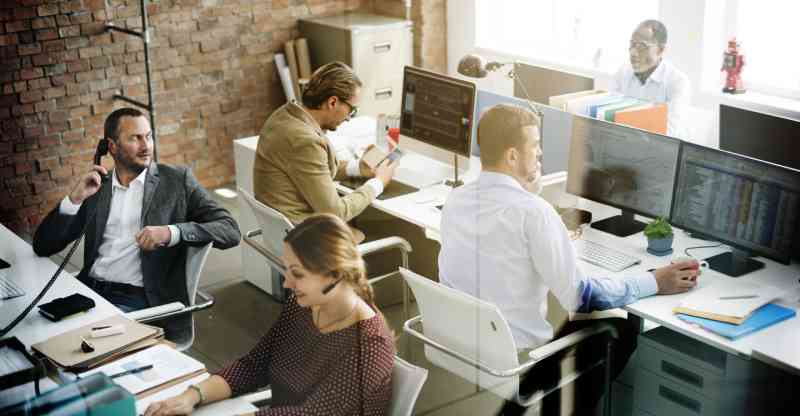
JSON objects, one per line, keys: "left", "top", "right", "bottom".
{"left": 94, "top": 138, "right": 109, "bottom": 181}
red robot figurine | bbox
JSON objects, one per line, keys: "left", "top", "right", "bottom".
{"left": 722, "top": 38, "right": 746, "bottom": 94}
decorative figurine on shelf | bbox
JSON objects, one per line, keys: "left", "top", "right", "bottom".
{"left": 721, "top": 38, "right": 746, "bottom": 94}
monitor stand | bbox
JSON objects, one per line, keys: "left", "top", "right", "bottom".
{"left": 590, "top": 210, "right": 646, "bottom": 237}
{"left": 444, "top": 153, "right": 464, "bottom": 188}
{"left": 706, "top": 248, "right": 765, "bottom": 278}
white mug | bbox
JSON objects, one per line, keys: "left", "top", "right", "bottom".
{"left": 671, "top": 256, "right": 709, "bottom": 271}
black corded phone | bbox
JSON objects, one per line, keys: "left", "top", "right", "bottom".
{"left": 0, "top": 139, "right": 111, "bottom": 338}
{"left": 94, "top": 138, "right": 109, "bottom": 180}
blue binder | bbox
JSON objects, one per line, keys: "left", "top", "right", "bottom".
{"left": 676, "top": 303, "right": 796, "bottom": 340}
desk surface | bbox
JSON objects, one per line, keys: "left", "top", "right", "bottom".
{"left": 234, "top": 123, "right": 800, "bottom": 374}
{"left": 0, "top": 225, "right": 119, "bottom": 347}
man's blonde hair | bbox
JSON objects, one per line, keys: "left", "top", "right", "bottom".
{"left": 477, "top": 104, "right": 540, "bottom": 167}
{"left": 301, "top": 61, "right": 362, "bottom": 109}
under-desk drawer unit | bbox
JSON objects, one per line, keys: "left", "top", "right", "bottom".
{"left": 299, "top": 13, "right": 412, "bottom": 117}
{"left": 635, "top": 368, "right": 719, "bottom": 416}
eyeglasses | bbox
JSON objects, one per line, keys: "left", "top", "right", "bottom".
{"left": 629, "top": 40, "right": 658, "bottom": 51}
{"left": 340, "top": 98, "right": 358, "bottom": 119}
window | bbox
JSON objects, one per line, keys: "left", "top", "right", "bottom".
{"left": 475, "top": 0, "right": 659, "bottom": 73}
{"left": 734, "top": 2, "right": 800, "bottom": 92}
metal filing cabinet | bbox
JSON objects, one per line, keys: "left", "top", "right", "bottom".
{"left": 630, "top": 327, "right": 774, "bottom": 416}
{"left": 299, "top": 13, "right": 412, "bottom": 117}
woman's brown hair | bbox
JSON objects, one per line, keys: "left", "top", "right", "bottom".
{"left": 284, "top": 214, "right": 383, "bottom": 321}
{"left": 301, "top": 61, "right": 362, "bottom": 109}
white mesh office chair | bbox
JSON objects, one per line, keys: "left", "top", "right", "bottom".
{"left": 239, "top": 188, "right": 412, "bottom": 320}
{"left": 390, "top": 357, "right": 429, "bottom": 416}
{"left": 126, "top": 243, "right": 215, "bottom": 351}
{"left": 400, "top": 267, "right": 618, "bottom": 415}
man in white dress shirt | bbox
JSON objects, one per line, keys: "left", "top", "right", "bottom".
{"left": 33, "top": 108, "right": 240, "bottom": 339}
{"left": 611, "top": 19, "right": 691, "bottom": 139}
{"left": 438, "top": 104, "right": 699, "bottom": 415}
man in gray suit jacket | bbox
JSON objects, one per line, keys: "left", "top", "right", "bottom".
{"left": 33, "top": 108, "right": 241, "bottom": 340}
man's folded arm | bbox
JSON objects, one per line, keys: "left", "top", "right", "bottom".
{"left": 32, "top": 197, "right": 89, "bottom": 257}
{"left": 173, "top": 168, "right": 241, "bottom": 249}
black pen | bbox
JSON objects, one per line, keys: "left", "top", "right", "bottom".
{"left": 108, "top": 364, "right": 154, "bottom": 379}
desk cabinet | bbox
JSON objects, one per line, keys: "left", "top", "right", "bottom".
{"left": 299, "top": 13, "right": 412, "bottom": 117}
{"left": 630, "top": 327, "right": 775, "bottom": 416}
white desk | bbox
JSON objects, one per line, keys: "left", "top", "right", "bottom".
{"left": 1, "top": 225, "right": 119, "bottom": 348}
{"left": 232, "top": 120, "right": 800, "bottom": 376}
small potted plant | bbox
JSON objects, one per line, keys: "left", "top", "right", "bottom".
{"left": 644, "top": 217, "right": 674, "bottom": 256}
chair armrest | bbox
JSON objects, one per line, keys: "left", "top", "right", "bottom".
{"left": 527, "top": 321, "right": 618, "bottom": 362}
{"left": 403, "top": 316, "right": 618, "bottom": 378}
{"left": 357, "top": 236, "right": 412, "bottom": 269}
{"left": 241, "top": 387, "right": 272, "bottom": 407}
{"left": 125, "top": 291, "right": 215, "bottom": 324}
{"left": 243, "top": 229, "right": 286, "bottom": 273}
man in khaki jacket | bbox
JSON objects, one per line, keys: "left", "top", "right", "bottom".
{"left": 253, "top": 62, "right": 397, "bottom": 241}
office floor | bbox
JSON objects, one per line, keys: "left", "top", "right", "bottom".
{"left": 48, "top": 185, "right": 580, "bottom": 416}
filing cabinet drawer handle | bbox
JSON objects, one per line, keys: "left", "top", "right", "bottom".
{"left": 661, "top": 360, "right": 704, "bottom": 388}
{"left": 375, "top": 88, "right": 393, "bottom": 100}
{"left": 659, "top": 385, "right": 701, "bottom": 414}
{"left": 373, "top": 42, "right": 392, "bottom": 53}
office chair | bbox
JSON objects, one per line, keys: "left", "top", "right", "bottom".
{"left": 238, "top": 187, "right": 412, "bottom": 321}
{"left": 126, "top": 243, "right": 215, "bottom": 351}
{"left": 400, "top": 267, "right": 618, "bottom": 415}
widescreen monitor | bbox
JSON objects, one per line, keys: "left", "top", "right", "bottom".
{"left": 719, "top": 104, "right": 800, "bottom": 170}
{"left": 671, "top": 143, "right": 800, "bottom": 276}
{"left": 567, "top": 115, "right": 681, "bottom": 237}
{"left": 400, "top": 66, "right": 476, "bottom": 158}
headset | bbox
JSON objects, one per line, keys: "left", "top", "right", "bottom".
{"left": 0, "top": 140, "right": 111, "bottom": 339}
{"left": 321, "top": 278, "right": 343, "bottom": 295}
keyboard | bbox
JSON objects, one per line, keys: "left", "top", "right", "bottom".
{"left": 578, "top": 239, "right": 641, "bottom": 272}
{"left": 0, "top": 270, "right": 25, "bottom": 300}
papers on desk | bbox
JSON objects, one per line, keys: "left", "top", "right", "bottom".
{"left": 673, "top": 281, "right": 783, "bottom": 324}
{"left": 677, "top": 303, "right": 796, "bottom": 340}
{"left": 79, "top": 344, "right": 205, "bottom": 396}
{"left": 135, "top": 373, "right": 259, "bottom": 416}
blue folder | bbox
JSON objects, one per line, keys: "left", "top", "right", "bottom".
{"left": 676, "top": 303, "right": 796, "bottom": 340}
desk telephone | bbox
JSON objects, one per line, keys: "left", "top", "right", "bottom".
{"left": 0, "top": 139, "right": 111, "bottom": 337}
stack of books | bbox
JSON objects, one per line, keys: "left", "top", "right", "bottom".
{"left": 549, "top": 90, "right": 668, "bottom": 134}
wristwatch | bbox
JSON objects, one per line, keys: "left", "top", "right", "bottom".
{"left": 188, "top": 384, "right": 205, "bottom": 405}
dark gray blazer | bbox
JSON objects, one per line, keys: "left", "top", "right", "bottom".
{"left": 33, "top": 163, "right": 241, "bottom": 338}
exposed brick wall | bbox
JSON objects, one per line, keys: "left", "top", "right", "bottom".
{"left": 0, "top": 0, "right": 375, "bottom": 235}
{"left": 372, "top": 0, "right": 447, "bottom": 73}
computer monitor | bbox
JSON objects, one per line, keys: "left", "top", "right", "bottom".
{"left": 471, "top": 90, "right": 573, "bottom": 175}
{"left": 719, "top": 104, "right": 800, "bottom": 171}
{"left": 567, "top": 115, "right": 681, "bottom": 237}
{"left": 671, "top": 143, "right": 800, "bottom": 276}
{"left": 513, "top": 62, "right": 595, "bottom": 105}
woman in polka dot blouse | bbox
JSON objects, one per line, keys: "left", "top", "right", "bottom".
{"left": 145, "top": 214, "right": 395, "bottom": 416}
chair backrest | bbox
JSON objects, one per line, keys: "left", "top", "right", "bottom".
{"left": 239, "top": 187, "right": 294, "bottom": 264}
{"left": 389, "top": 357, "right": 428, "bottom": 416}
{"left": 186, "top": 243, "right": 213, "bottom": 305}
{"left": 400, "top": 268, "right": 520, "bottom": 400}
{"left": 178, "top": 242, "right": 213, "bottom": 351}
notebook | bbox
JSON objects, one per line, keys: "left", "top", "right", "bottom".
{"left": 31, "top": 315, "right": 162, "bottom": 371}
{"left": 676, "top": 303, "right": 796, "bottom": 340}
{"left": 672, "top": 280, "right": 783, "bottom": 324}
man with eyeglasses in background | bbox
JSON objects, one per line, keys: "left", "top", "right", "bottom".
{"left": 611, "top": 19, "right": 691, "bottom": 139}
{"left": 253, "top": 61, "right": 398, "bottom": 242}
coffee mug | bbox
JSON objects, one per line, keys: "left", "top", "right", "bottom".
{"left": 671, "top": 256, "right": 709, "bottom": 270}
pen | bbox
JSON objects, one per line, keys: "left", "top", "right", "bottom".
{"left": 719, "top": 295, "right": 759, "bottom": 300}
{"left": 108, "top": 364, "right": 154, "bottom": 379}
{"left": 92, "top": 325, "right": 111, "bottom": 330}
